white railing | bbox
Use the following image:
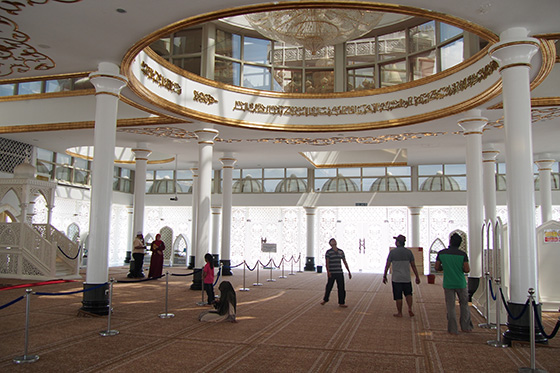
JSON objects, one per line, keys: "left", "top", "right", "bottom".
{"left": 34, "top": 224, "right": 80, "bottom": 274}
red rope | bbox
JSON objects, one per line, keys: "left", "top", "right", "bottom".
{"left": 0, "top": 279, "right": 77, "bottom": 291}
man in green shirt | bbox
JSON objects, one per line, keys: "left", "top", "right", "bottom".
{"left": 435, "top": 233, "right": 473, "bottom": 334}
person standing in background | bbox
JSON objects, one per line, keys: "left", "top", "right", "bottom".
{"left": 148, "top": 233, "right": 165, "bottom": 278}
{"left": 321, "top": 238, "right": 352, "bottom": 307}
{"left": 130, "top": 232, "right": 146, "bottom": 278}
{"left": 435, "top": 233, "right": 474, "bottom": 334}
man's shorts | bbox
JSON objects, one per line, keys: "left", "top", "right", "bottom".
{"left": 392, "top": 281, "right": 413, "bottom": 300}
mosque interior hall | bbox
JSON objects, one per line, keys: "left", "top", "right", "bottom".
{"left": 0, "top": 1, "right": 559, "bottom": 371}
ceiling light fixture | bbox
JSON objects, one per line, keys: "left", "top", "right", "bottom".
{"left": 245, "top": 8, "right": 383, "bottom": 54}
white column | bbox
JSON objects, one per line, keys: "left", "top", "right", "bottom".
{"left": 211, "top": 206, "right": 222, "bottom": 256}
{"left": 482, "top": 145, "right": 500, "bottom": 224}
{"left": 132, "top": 144, "right": 151, "bottom": 236}
{"left": 189, "top": 167, "right": 198, "bottom": 267}
{"left": 83, "top": 62, "right": 127, "bottom": 314}
{"left": 489, "top": 26, "right": 541, "bottom": 344}
{"left": 220, "top": 156, "right": 237, "bottom": 275}
{"left": 408, "top": 207, "right": 422, "bottom": 247}
{"left": 194, "top": 129, "right": 219, "bottom": 269}
{"left": 304, "top": 206, "right": 316, "bottom": 271}
{"left": 458, "top": 110, "right": 487, "bottom": 278}
{"left": 535, "top": 157, "right": 554, "bottom": 224}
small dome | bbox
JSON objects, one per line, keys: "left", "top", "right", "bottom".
{"left": 275, "top": 174, "right": 307, "bottom": 193}
{"left": 370, "top": 174, "right": 408, "bottom": 191}
{"left": 148, "top": 178, "right": 185, "bottom": 194}
{"left": 233, "top": 176, "right": 263, "bottom": 193}
{"left": 321, "top": 174, "right": 359, "bottom": 192}
{"left": 13, "top": 162, "right": 36, "bottom": 179}
{"left": 420, "top": 171, "right": 460, "bottom": 191}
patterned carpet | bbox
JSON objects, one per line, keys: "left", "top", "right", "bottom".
{"left": 0, "top": 266, "right": 558, "bottom": 372}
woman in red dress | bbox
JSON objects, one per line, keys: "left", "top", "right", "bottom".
{"left": 148, "top": 234, "right": 165, "bottom": 278}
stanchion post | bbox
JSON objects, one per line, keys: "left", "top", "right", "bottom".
{"left": 13, "top": 288, "right": 39, "bottom": 364}
{"left": 100, "top": 279, "right": 119, "bottom": 337}
{"left": 297, "top": 253, "right": 303, "bottom": 273}
{"left": 479, "top": 274, "right": 497, "bottom": 329}
{"left": 159, "top": 271, "right": 175, "bottom": 318}
{"left": 279, "top": 256, "right": 287, "bottom": 279}
{"left": 240, "top": 261, "right": 250, "bottom": 291}
{"left": 267, "top": 259, "right": 276, "bottom": 282}
{"left": 518, "top": 288, "right": 547, "bottom": 373}
{"left": 253, "top": 261, "right": 263, "bottom": 286}
{"left": 289, "top": 256, "right": 295, "bottom": 275}
{"left": 487, "top": 278, "right": 507, "bottom": 348}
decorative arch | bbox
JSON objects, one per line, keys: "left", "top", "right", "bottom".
{"left": 0, "top": 203, "right": 19, "bottom": 222}
{"left": 173, "top": 233, "right": 189, "bottom": 266}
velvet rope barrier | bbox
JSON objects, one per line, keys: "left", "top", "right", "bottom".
{"left": 533, "top": 301, "right": 560, "bottom": 339}
{"left": 57, "top": 245, "right": 81, "bottom": 260}
{"left": 499, "top": 287, "right": 529, "bottom": 321}
{"left": 0, "top": 295, "right": 25, "bottom": 310}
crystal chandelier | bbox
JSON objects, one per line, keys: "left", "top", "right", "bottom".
{"left": 245, "top": 9, "right": 384, "bottom": 54}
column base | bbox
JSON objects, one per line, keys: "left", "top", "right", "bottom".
{"left": 220, "top": 259, "right": 233, "bottom": 276}
{"left": 502, "top": 301, "right": 548, "bottom": 346}
{"left": 304, "top": 257, "right": 315, "bottom": 271}
{"left": 190, "top": 268, "right": 202, "bottom": 290}
{"left": 124, "top": 251, "right": 131, "bottom": 264}
{"left": 212, "top": 254, "right": 220, "bottom": 268}
{"left": 468, "top": 277, "right": 480, "bottom": 302}
{"left": 80, "top": 283, "right": 109, "bottom": 316}
{"left": 188, "top": 255, "right": 195, "bottom": 269}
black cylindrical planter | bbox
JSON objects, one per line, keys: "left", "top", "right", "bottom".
{"left": 124, "top": 251, "right": 131, "bottom": 264}
{"left": 190, "top": 268, "right": 202, "bottom": 290}
{"left": 81, "top": 283, "right": 109, "bottom": 315}
{"left": 304, "top": 256, "right": 315, "bottom": 271}
{"left": 502, "top": 301, "right": 548, "bottom": 345}
{"left": 188, "top": 255, "right": 195, "bottom": 269}
{"left": 467, "top": 277, "right": 480, "bottom": 302}
{"left": 220, "top": 259, "right": 233, "bottom": 276}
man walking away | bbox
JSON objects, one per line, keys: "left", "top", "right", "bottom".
{"left": 321, "top": 238, "right": 352, "bottom": 307}
{"left": 383, "top": 235, "right": 420, "bottom": 317}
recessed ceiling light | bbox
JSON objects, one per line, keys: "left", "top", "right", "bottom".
{"left": 116, "top": 8, "right": 127, "bottom": 14}
{"left": 38, "top": 44, "right": 51, "bottom": 49}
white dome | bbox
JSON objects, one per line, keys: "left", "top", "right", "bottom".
{"left": 13, "top": 162, "right": 36, "bottom": 179}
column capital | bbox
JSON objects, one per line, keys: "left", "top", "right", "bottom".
{"left": 211, "top": 206, "right": 222, "bottom": 213}
{"left": 489, "top": 27, "right": 540, "bottom": 72}
{"left": 535, "top": 159, "right": 555, "bottom": 171}
{"left": 89, "top": 62, "right": 127, "bottom": 96}
{"left": 482, "top": 149, "right": 500, "bottom": 162}
{"left": 194, "top": 128, "right": 219, "bottom": 144}
{"left": 219, "top": 157, "right": 237, "bottom": 168}
{"left": 303, "top": 206, "right": 317, "bottom": 214}
{"left": 458, "top": 110, "right": 488, "bottom": 134}
{"left": 408, "top": 206, "right": 423, "bottom": 215}
{"left": 190, "top": 167, "right": 199, "bottom": 176}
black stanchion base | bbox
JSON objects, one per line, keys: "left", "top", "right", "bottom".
{"left": 467, "top": 277, "right": 480, "bottom": 302}
{"left": 188, "top": 255, "right": 195, "bottom": 269}
{"left": 190, "top": 268, "right": 202, "bottom": 290}
{"left": 502, "top": 301, "right": 548, "bottom": 346}
{"left": 80, "top": 283, "right": 109, "bottom": 316}
{"left": 304, "top": 256, "right": 315, "bottom": 271}
{"left": 220, "top": 259, "right": 233, "bottom": 276}
{"left": 124, "top": 251, "right": 131, "bottom": 264}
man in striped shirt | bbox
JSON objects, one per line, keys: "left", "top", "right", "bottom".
{"left": 321, "top": 238, "right": 352, "bottom": 307}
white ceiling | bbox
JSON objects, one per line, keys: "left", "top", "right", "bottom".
{"left": 0, "top": 0, "right": 559, "bottom": 171}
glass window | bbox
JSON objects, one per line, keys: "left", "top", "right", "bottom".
{"left": 304, "top": 46, "right": 334, "bottom": 67}
{"left": 264, "top": 168, "right": 284, "bottom": 178}
{"left": 380, "top": 60, "right": 406, "bottom": 87}
{"left": 346, "top": 37, "right": 376, "bottom": 65}
{"left": 173, "top": 28, "right": 202, "bottom": 54}
{"left": 411, "top": 50, "right": 436, "bottom": 80}
{"left": 120, "top": 168, "right": 131, "bottom": 178}
{"left": 441, "top": 38, "right": 464, "bottom": 70}
{"left": 0, "top": 84, "right": 15, "bottom": 96}
{"left": 232, "top": 169, "right": 241, "bottom": 178}
{"left": 155, "top": 170, "right": 173, "bottom": 180}
{"left": 56, "top": 166, "right": 72, "bottom": 182}
{"left": 151, "top": 37, "right": 171, "bottom": 56}
{"left": 146, "top": 170, "right": 154, "bottom": 179}
{"left": 273, "top": 43, "right": 303, "bottom": 67}
{"left": 410, "top": 21, "right": 436, "bottom": 53}
{"left": 444, "top": 164, "right": 466, "bottom": 175}
{"left": 378, "top": 30, "right": 406, "bottom": 60}
{"left": 498, "top": 163, "right": 506, "bottom": 174}
{"left": 45, "top": 79, "right": 72, "bottom": 93}
{"left": 215, "top": 59, "right": 241, "bottom": 86}
{"left": 74, "top": 157, "right": 88, "bottom": 170}
{"left": 177, "top": 180, "right": 193, "bottom": 193}
{"left": 242, "top": 65, "right": 271, "bottom": 90}
{"left": 454, "top": 176, "right": 467, "bottom": 190}
{"left": 286, "top": 168, "right": 307, "bottom": 177}
{"left": 18, "top": 81, "right": 42, "bottom": 95}
{"left": 145, "top": 181, "right": 153, "bottom": 193}
{"left": 174, "top": 57, "right": 201, "bottom": 75}
{"left": 56, "top": 153, "right": 71, "bottom": 165}
{"left": 314, "top": 179, "right": 328, "bottom": 191}
{"left": 362, "top": 167, "right": 385, "bottom": 177}
{"left": 242, "top": 169, "right": 262, "bottom": 178}
{"left": 73, "top": 77, "right": 93, "bottom": 90}
{"left": 73, "top": 170, "right": 89, "bottom": 185}
{"left": 315, "top": 168, "right": 337, "bottom": 178}
{"left": 387, "top": 166, "right": 411, "bottom": 176}
{"left": 274, "top": 69, "right": 302, "bottom": 93}
{"left": 418, "top": 164, "right": 442, "bottom": 175}
{"left": 347, "top": 66, "right": 375, "bottom": 91}
{"left": 177, "top": 170, "right": 193, "bottom": 179}
{"left": 305, "top": 70, "right": 334, "bottom": 93}
{"left": 440, "top": 23, "right": 463, "bottom": 42}
{"left": 264, "top": 179, "right": 282, "bottom": 192}
{"left": 338, "top": 168, "right": 360, "bottom": 177}
{"left": 243, "top": 36, "right": 271, "bottom": 63}
{"left": 37, "top": 148, "right": 54, "bottom": 162}
{"left": 216, "top": 30, "right": 241, "bottom": 59}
